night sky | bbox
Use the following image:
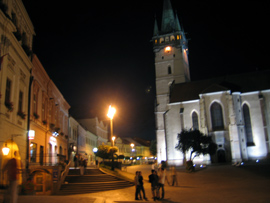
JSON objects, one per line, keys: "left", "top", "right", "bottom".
{"left": 22, "top": 1, "right": 270, "bottom": 141}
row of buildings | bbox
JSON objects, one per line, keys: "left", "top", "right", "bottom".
{"left": 0, "top": 0, "right": 151, "bottom": 190}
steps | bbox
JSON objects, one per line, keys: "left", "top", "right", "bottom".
{"left": 58, "top": 168, "right": 134, "bottom": 195}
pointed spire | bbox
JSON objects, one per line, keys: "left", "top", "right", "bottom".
{"left": 153, "top": 15, "right": 159, "bottom": 36}
{"left": 161, "top": 0, "right": 175, "bottom": 34}
{"left": 175, "top": 11, "right": 181, "bottom": 32}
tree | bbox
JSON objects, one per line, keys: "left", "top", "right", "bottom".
{"left": 150, "top": 140, "right": 157, "bottom": 156}
{"left": 175, "top": 129, "right": 217, "bottom": 164}
{"left": 96, "top": 145, "right": 110, "bottom": 162}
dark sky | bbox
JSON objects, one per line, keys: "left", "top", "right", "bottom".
{"left": 22, "top": 1, "right": 270, "bottom": 141}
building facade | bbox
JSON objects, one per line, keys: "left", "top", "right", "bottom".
{"left": 29, "top": 54, "right": 70, "bottom": 166}
{"left": 154, "top": 0, "right": 270, "bottom": 165}
{"left": 78, "top": 118, "right": 108, "bottom": 146}
{"left": 0, "top": 0, "right": 35, "bottom": 185}
{"left": 69, "top": 116, "right": 98, "bottom": 166}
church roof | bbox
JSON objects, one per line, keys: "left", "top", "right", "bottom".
{"left": 170, "top": 70, "right": 270, "bottom": 103}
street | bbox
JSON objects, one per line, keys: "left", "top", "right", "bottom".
{"left": 1, "top": 160, "right": 269, "bottom": 203}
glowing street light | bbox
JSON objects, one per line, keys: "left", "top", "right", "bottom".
{"left": 107, "top": 105, "right": 116, "bottom": 170}
{"left": 2, "top": 143, "right": 10, "bottom": 156}
{"left": 112, "top": 136, "right": 116, "bottom": 146}
{"left": 107, "top": 105, "right": 116, "bottom": 147}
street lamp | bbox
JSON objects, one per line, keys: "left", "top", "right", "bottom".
{"left": 107, "top": 105, "right": 116, "bottom": 147}
{"left": 93, "top": 147, "right": 98, "bottom": 168}
{"left": 107, "top": 105, "right": 116, "bottom": 170}
{"left": 1, "top": 142, "right": 10, "bottom": 156}
{"left": 112, "top": 136, "right": 116, "bottom": 146}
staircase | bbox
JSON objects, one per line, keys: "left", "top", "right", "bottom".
{"left": 58, "top": 168, "right": 134, "bottom": 195}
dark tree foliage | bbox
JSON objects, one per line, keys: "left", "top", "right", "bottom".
{"left": 96, "top": 145, "right": 118, "bottom": 161}
{"left": 175, "top": 129, "right": 217, "bottom": 161}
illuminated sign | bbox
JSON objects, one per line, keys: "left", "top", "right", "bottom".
{"left": 29, "top": 130, "right": 35, "bottom": 140}
{"left": 50, "top": 136, "right": 57, "bottom": 145}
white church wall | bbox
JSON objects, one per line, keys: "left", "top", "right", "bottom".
{"left": 241, "top": 92, "right": 267, "bottom": 159}
{"left": 203, "top": 92, "right": 230, "bottom": 132}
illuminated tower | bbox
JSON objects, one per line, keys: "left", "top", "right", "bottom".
{"left": 152, "top": 0, "right": 190, "bottom": 163}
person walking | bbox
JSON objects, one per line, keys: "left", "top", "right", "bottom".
{"left": 149, "top": 169, "right": 159, "bottom": 201}
{"left": 83, "top": 158, "right": 87, "bottom": 175}
{"left": 73, "top": 154, "right": 78, "bottom": 169}
{"left": 79, "top": 157, "right": 84, "bottom": 175}
{"left": 3, "top": 151, "right": 20, "bottom": 203}
{"left": 158, "top": 167, "right": 166, "bottom": 200}
{"left": 171, "top": 166, "right": 178, "bottom": 186}
{"left": 134, "top": 171, "right": 141, "bottom": 200}
{"left": 138, "top": 171, "right": 148, "bottom": 200}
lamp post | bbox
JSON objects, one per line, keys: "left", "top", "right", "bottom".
{"left": 107, "top": 105, "right": 116, "bottom": 146}
{"left": 107, "top": 105, "right": 116, "bottom": 170}
{"left": 112, "top": 136, "right": 116, "bottom": 147}
{"left": 1, "top": 142, "right": 10, "bottom": 156}
{"left": 130, "top": 143, "right": 135, "bottom": 157}
{"left": 93, "top": 147, "right": 98, "bottom": 168}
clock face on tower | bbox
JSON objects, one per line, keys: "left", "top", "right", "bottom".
{"left": 165, "top": 46, "right": 171, "bottom": 53}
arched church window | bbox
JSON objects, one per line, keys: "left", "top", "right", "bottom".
{"left": 160, "top": 38, "right": 164, "bottom": 44}
{"left": 243, "top": 104, "right": 254, "bottom": 146}
{"left": 210, "top": 102, "right": 224, "bottom": 131}
{"left": 170, "top": 35, "right": 175, "bottom": 41}
{"left": 168, "top": 66, "right": 172, "bottom": 74}
{"left": 192, "top": 111, "right": 199, "bottom": 130}
{"left": 165, "top": 37, "right": 169, "bottom": 42}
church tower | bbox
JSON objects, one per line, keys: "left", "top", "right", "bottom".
{"left": 153, "top": 0, "right": 190, "bottom": 163}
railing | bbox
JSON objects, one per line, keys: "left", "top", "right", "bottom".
{"left": 29, "top": 153, "right": 67, "bottom": 166}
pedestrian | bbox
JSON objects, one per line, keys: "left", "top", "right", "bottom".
{"left": 138, "top": 171, "right": 148, "bottom": 200}
{"left": 171, "top": 166, "right": 178, "bottom": 186}
{"left": 158, "top": 167, "right": 165, "bottom": 200}
{"left": 149, "top": 169, "right": 159, "bottom": 201}
{"left": 134, "top": 171, "right": 142, "bottom": 200}
{"left": 73, "top": 154, "right": 78, "bottom": 169}
{"left": 79, "top": 157, "right": 84, "bottom": 175}
{"left": 83, "top": 158, "right": 87, "bottom": 174}
{"left": 3, "top": 151, "right": 20, "bottom": 203}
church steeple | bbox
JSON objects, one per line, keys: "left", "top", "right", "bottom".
{"left": 153, "top": 16, "right": 159, "bottom": 37}
{"left": 161, "top": 0, "right": 175, "bottom": 34}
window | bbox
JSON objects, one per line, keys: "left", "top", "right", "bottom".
{"left": 170, "top": 35, "right": 175, "bottom": 41}
{"left": 30, "top": 143, "right": 37, "bottom": 162}
{"left": 210, "top": 102, "right": 224, "bottom": 131}
{"left": 18, "top": 91, "right": 23, "bottom": 112}
{"left": 243, "top": 104, "right": 254, "bottom": 146}
{"left": 160, "top": 38, "right": 164, "bottom": 44}
{"left": 33, "top": 93, "right": 37, "bottom": 114}
{"left": 5, "top": 78, "right": 11, "bottom": 104}
{"left": 192, "top": 112, "right": 199, "bottom": 130}
{"left": 168, "top": 66, "right": 172, "bottom": 74}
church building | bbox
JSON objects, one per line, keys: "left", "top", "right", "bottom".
{"left": 153, "top": 0, "right": 270, "bottom": 165}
